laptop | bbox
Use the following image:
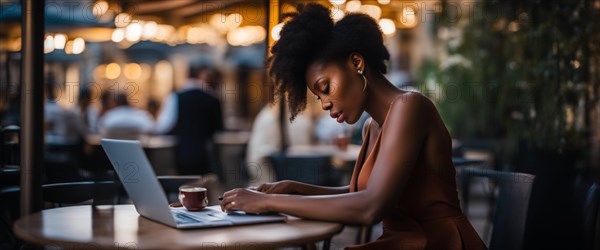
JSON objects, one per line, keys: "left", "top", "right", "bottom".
{"left": 101, "top": 138, "right": 287, "bottom": 229}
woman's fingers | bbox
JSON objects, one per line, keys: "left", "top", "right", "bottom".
{"left": 220, "top": 188, "right": 272, "bottom": 214}
{"left": 220, "top": 188, "right": 244, "bottom": 212}
{"left": 219, "top": 189, "right": 236, "bottom": 212}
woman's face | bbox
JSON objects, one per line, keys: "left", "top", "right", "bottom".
{"left": 306, "top": 58, "right": 366, "bottom": 124}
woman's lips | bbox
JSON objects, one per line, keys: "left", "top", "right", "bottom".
{"left": 337, "top": 113, "right": 344, "bottom": 123}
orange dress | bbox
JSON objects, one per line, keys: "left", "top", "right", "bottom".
{"left": 346, "top": 115, "right": 487, "bottom": 250}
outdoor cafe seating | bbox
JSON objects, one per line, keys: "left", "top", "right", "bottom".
{"left": 2, "top": 0, "right": 600, "bottom": 249}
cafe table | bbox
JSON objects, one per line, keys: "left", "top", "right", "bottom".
{"left": 14, "top": 205, "right": 344, "bottom": 250}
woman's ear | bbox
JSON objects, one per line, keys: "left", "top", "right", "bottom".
{"left": 349, "top": 53, "right": 365, "bottom": 72}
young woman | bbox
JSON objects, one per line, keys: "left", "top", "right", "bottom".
{"left": 220, "top": 3, "right": 486, "bottom": 249}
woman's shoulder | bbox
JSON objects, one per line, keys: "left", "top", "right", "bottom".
{"left": 390, "top": 91, "right": 433, "bottom": 116}
{"left": 385, "top": 91, "right": 435, "bottom": 132}
{"left": 392, "top": 91, "right": 430, "bottom": 106}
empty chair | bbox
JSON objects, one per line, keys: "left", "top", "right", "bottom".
{"left": 457, "top": 167, "right": 535, "bottom": 250}
{"left": 574, "top": 181, "right": 600, "bottom": 250}
{"left": 0, "top": 186, "right": 20, "bottom": 250}
{"left": 0, "top": 125, "right": 20, "bottom": 168}
{"left": 216, "top": 141, "right": 248, "bottom": 190}
{"left": 42, "top": 181, "right": 118, "bottom": 206}
{"left": 268, "top": 153, "right": 334, "bottom": 186}
{"left": 44, "top": 141, "right": 86, "bottom": 183}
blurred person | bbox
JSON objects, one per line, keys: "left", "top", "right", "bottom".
{"left": 98, "top": 89, "right": 117, "bottom": 118}
{"left": 155, "top": 65, "right": 224, "bottom": 175}
{"left": 245, "top": 103, "right": 313, "bottom": 186}
{"left": 44, "top": 73, "right": 84, "bottom": 144}
{"left": 74, "top": 87, "right": 100, "bottom": 134}
{"left": 219, "top": 4, "right": 486, "bottom": 250}
{"left": 97, "top": 92, "right": 154, "bottom": 139}
{"left": 146, "top": 98, "right": 161, "bottom": 120}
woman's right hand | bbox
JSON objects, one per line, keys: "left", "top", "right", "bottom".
{"left": 255, "top": 180, "right": 297, "bottom": 194}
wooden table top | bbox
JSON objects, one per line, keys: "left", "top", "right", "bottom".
{"left": 14, "top": 205, "right": 344, "bottom": 250}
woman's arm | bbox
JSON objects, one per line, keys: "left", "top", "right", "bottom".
{"left": 289, "top": 181, "right": 349, "bottom": 195}
{"left": 222, "top": 93, "right": 430, "bottom": 225}
{"left": 256, "top": 180, "right": 348, "bottom": 195}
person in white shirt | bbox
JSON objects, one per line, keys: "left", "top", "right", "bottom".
{"left": 245, "top": 103, "right": 313, "bottom": 186}
{"left": 98, "top": 92, "right": 154, "bottom": 139}
{"left": 44, "top": 75, "right": 85, "bottom": 144}
{"left": 44, "top": 101, "right": 84, "bottom": 144}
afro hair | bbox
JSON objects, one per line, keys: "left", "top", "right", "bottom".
{"left": 267, "top": 3, "right": 390, "bottom": 120}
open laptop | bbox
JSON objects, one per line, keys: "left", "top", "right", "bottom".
{"left": 101, "top": 138, "right": 286, "bottom": 229}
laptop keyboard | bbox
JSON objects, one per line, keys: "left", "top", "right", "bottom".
{"left": 173, "top": 210, "right": 229, "bottom": 225}
{"left": 175, "top": 213, "right": 203, "bottom": 224}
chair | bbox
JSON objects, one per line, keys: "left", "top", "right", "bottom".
{"left": 457, "top": 167, "right": 535, "bottom": 250}
{"left": 0, "top": 125, "right": 20, "bottom": 168}
{"left": 216, "top": 141, "right": 249, "bottom": 190}
{"left": 42, "top": 181, "right": 118, "bottom": 206}
{"left": 44, "top": 141, "right": 86, "bottom": 183}
{"left": 574, "top": 180, "right": 600, "bottom": 250}
{"left": 0, "top": 167, "right": 19, "bottom": 189}
{"left": 268, "top": 153, "right": 335, "bottom": 186}
{"left": 0, "top": 186, "right": 19, "bottom": 250}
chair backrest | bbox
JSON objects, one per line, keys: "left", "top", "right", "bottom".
{"left": 42, "top": 181, "right": 118, "bottom": 206}
{"left": 0, "top": 186, "right": 20, "bottom": 249}
{"left": 575, "top": 181, "right": 600, "bottom": 250}
{"left": 457, "top": 168, "right": 535, "bottom": 250}
{"left": 216, "top": 142, "right": 249, "bottom": 190}
{"left": 44, "top": 141, "right": 86, "bottom": 183}
{"left": 268, "top": 153, "right": 333, "bottom": 186}
{"left": 1, "top": 125, "right": 20, "bottom": 168}
{"left": 0, "top": 167, "right": 20, "bottom": 188}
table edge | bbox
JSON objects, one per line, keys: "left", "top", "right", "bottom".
{"left": 13, "top": 205, "right": 345, "bottom": 250}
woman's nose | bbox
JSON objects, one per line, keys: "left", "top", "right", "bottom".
{"left": 321, "top": 101, "right": 332, "bottom": 110}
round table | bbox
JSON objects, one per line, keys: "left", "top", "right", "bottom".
{"left": 14, "top": 205, "right": 344, "bottom": 250}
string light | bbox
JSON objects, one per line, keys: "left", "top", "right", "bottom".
{"left": 379, "top": 19, "right": 396, "bottom": 36}
{"left": 54, "top": 34, "right": 67, "bottom": 49}
{"left": 72, "top": 37, "right": 85, "bottom": 54}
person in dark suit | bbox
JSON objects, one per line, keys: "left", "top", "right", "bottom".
{"left": 155, "top": 65, "right": 224, "bottom": 175}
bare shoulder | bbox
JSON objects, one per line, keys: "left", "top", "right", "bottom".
{"left": 390, "top": 91, "right": 434, "bottom": 118}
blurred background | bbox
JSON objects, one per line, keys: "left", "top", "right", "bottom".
{"left": 1, "top": 0, "right": 600, "bottom": 249}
